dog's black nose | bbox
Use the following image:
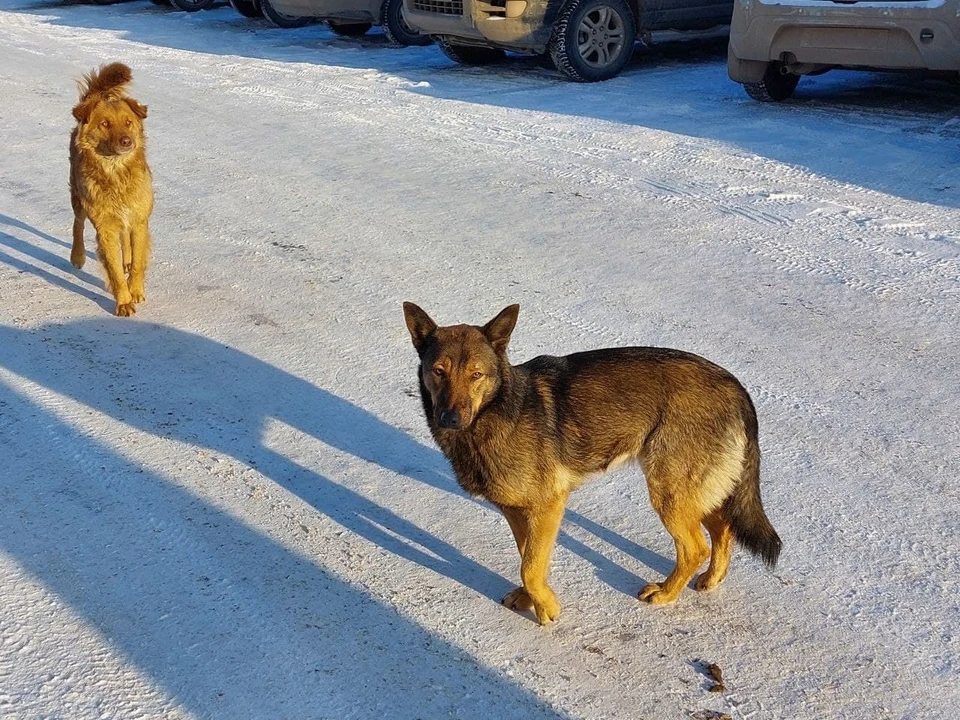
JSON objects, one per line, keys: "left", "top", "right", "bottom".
{"left": 438, "top": 410, "right": 462, "bottom": 429}
{"left": 119, "top": 135, "right": 132, "bottom": 148}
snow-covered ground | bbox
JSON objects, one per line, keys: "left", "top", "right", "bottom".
{"left": 1, "top": 1, "right": 958, "bottom": 717}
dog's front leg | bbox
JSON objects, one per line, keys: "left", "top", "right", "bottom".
{"left": 70, "top": 186, "right": 88, "bottom": 269}
{"left": 127, "top": 220, "right": 151, "bottom": 305}
{"left": 93, "top": 220, "right": 135, "bottom": 316}
{"left": 121, "top": 228, "right": 132, "bottom": 276}
{"left": 71, "top": 206, "right": 87, "bottom": 269}
{"left": 498, "top": 504, "right": 534, "bottom": 613}
{"left": 497, "top": 504, "right": 529, "bottom": 556}
{"left": 512, "top": 494, "right": 568, "bottom": 625}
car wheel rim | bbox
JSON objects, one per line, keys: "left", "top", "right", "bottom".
{"left": 575, "top": 6, "right": 625, "bottom": 69}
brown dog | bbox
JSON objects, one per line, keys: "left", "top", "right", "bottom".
{"left": 69, "top": 62, "right": 153, "bottom": 317}
{"left": 403, "top": 302, "right": 781, "bottom": 625}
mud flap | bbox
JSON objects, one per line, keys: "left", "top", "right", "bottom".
{"left": 727, "top": 49, "right": 767, "bottom": 83}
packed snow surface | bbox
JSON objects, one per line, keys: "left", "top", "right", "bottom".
{"left": 1, "top": 1, "right": 958, "bottom": 718}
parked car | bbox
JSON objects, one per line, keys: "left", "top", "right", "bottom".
{"left": 229, "top": 0, "right": 264, "bottom": 17}
{"left": 258, "top": 0, "right": 317, "bottom": 27}
{"left": 728, "top": 0, "right": 960, "bottom": 101}
{"left": 164, "top": 0, "right": 218, "bottom": 12}
{"left": 403, "top": 0, "right": 731, "bottom": 81}
{"left": 265, "top": 0, "right": 432, "bottom": 42}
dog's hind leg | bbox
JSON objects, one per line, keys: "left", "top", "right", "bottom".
{"left": 639, "top": 499, "right": 710, "bottom": 606}
{"left": 71, "top": 204, "right": 86, "bottom": 269}
{"left": 127, "top": 220, "right": 151, "bottom": 305}
{"left": 94, "top": 221, "right": 135, "bottom": 316}
{"left": 498, "top": 504, "right": 534, "bottom": 612}
{"left": 694, "top": 510, "right": 734, "bottom": 592}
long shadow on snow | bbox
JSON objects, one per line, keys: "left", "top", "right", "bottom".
{"left": 0, "top": 318, "right": 672, "bottom": 607}
{"left": 0, "top": 320, "right": 513, "bottom": 599}
{"left": 10, "top": 0, "right": 960, "bottom": 208}
{"left": 0, "top": 344, "right": 569, "bottom": 718}
{"left": 0, "top": 211, "right": 673, "bottom": 595}
{"left": 0, "top": 214, "right": 110, "bottom": 310}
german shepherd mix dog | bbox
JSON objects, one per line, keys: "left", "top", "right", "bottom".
{"left": 69, "top": 62, "right": 152, "bottom": 317}
{"left": 403, "top": 303, "right": 781, "bottom": 625}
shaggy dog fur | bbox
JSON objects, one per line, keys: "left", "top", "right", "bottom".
{"left": 69, "top": 62, "right": 153, "bottom": 316}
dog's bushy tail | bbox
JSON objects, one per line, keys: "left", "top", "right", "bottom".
{"left": 78, "top": 62, "right": 132, "bottom": 102}
{"left": 722, "top": 395, "right": 782, "bottom": 568}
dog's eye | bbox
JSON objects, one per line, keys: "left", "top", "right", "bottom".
{"left": 125, "top": 119, "right": 132, "bottom": 127}
{"left": 471, "top": 372, "right": 483, "bottom": 380}
{"left": 100, "top": 120, "right": 110, "bottom": 129}
{"left": 432, "top": 367, "right": 445, "bottom": 377}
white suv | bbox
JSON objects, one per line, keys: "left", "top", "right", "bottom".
{"left": 728, "top": 0, "right": 960, "bottom": 101}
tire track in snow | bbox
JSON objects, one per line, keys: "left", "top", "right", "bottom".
{"left": 8, "top": 2, "right": 956, "bottom": 291}
{"left": 200, "top": 59, "right": 802, "bottom": 228}
{"left": 4, "top": 8, "right": 957, "bottom": 353}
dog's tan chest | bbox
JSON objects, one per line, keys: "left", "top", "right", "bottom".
{"left": 439, "top": 430, "right": 567, "bottom": 508}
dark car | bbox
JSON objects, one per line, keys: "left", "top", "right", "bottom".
{"left": 266, "top": 0, "right": 431, "bottom": 44}
{"left": 404, "top": 0, "right": 732, "bottom": 81}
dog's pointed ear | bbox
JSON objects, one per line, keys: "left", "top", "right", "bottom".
{"left": 124, "top": 98, "right": 148, "bottom": 119}
{"left": 72, "top": 99, "right": 95, "bottom": 123}
{"left": 403, "top": 302, "right": 437, "bottom": 352}
{"left": 482, "top": 304, "right": 520, "bottom": 354}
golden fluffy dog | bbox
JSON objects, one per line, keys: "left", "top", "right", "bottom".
{"left": 69, "top": 62, "right": 153, "bottom": 316}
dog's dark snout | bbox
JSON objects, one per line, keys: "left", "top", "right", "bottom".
{"left": 438, "top": 409, "right": 462, "bottom": 429}
{"left": 119, "top": 135, "right": 133, "bottom": 148}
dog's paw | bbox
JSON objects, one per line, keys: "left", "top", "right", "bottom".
{"left": 70, "top": 252, "right": 86, "bottom": 269}
{"left": 533, "top": 594, "right": 562, "bottom": 625}
{"left": 115, "top": 302, "right": 137, "bottom": 317}
{"left": 504, "top": 586, "right": 561, "bottom": 624}
{"left": 500, "top": 587, "right": 560, "bottom": 625}
{"left": 502, "top": 586, "right": 534, "bottom": 612}
{"left": 693, "top": 572, "right": 724, "bottom": 592}
{"left": 638, "top": 583, "right": 678, "bottom": 606}
{"left": 129, "top": 289, "right": 146, "bottom": 304}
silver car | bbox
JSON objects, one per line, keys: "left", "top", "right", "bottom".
{"left": 729, "top": 0, "right": 960, "bottom": 100}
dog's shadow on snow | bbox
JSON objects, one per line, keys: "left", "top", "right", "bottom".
{"left": 0, "top": 320, "right": 512, "bottom": 597}
{"left": 0, "top": 320, "right": 670, "bottom": 607}
{"left": 0, "top": 213, "right": 670, "bottom": 595}
{"left": 0, "top": 322, "right": 572, "bottom": 719}
{"left": 0, "top": 213, "right": 112, "bottom": 313}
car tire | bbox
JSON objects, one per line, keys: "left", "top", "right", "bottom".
{"left": 169, "top": 0, "right": 216, "bottom": 10}
{"left": 328, "top": 20, "right": 374, "bottom": 35}
{"left": 743, "top": 61, "right": 799, "bottom": 102}
{"left": 548, "top": 0, "right": 635, "bottom": 82}
{"left": 261, "top": 0, "right": 313, "bottom": 27}
{"left": 229, "top": 0, "right": 262, "bottom": 17}
{"left": 381, "top": 0, "right": 431, "bottom": 46}
{"left": 436, "top": 38, "right": 505, "bottom": 65}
